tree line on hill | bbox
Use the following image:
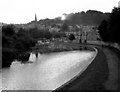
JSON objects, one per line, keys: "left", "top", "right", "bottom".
{"left": 31, "top": 10, "right": 109, "bottom": 26}
{"left": 65, "top": 10, "right": 110, "bottom": 26}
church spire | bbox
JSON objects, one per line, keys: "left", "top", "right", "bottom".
{"left": 35, "top": 13, "right": 37, "bottom": 22}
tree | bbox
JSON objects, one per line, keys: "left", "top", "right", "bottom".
{"left": 2, "top": 25, "right": 17, "bottom": 67}
{"left": 61, "top": 23, "right": 69, "bottom": 31}
{"left": 17, "top": 28, "right": 29, "bottom": 37}
{"left": 108, "top": 7, "right": 120, "bottom": 43}
{"left": 98, "top": 7, "right": 120, "bottom": 44}
{"left": 68, "top": 34, "right": 75, "bottom": 41}
{"left": 43, "top": 30, "right": 52, "bottom": 39}
{"left": 98, "top": 20, "right": 108, "bottom": 41}
{"left": 2, "top": 25, "right": 15, "bottom": 36}
{"left": 2, "top": 25, "right": 37, "bottom": 67}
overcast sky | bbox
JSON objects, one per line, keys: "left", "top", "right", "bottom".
{"left": 0, "top": 0, "right": 119, "bottom": 24}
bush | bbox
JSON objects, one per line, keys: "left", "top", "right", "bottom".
{"left": 68, "top": 34, "right": 75, "bottom": 41}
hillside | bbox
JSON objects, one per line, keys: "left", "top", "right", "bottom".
{"left": 64, "top": 10, "right": 110, "bottom": 26}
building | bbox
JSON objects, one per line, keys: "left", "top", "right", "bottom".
{"left": 87, "top": 29, "right": 98, "bottom": 41}
{"left": 65, "top": 25, "right": 100, "bottom": 43}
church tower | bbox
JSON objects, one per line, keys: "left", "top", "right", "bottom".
{"left": 35, "top": 13, "right": 37, "bottom": 22}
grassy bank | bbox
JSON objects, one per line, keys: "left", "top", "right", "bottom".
{"left": 32, "top": 42, "right": 94, "bottom": 54}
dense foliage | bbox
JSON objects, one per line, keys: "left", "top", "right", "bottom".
{"left": 51, "top": 32, "right": 66, "bottom": 38}
{"left": 2, "top": 25, "right": 37, "bottom": 67}
{"left": 29, "top": 28, "right": 52, "bottom": 39}
{"left": 60, "top": 23, "right": 69, "bottom": 31}
{"left": 36, "top": 10, "right": 109, "bottom": 26}
{"left": 2, "top": 24, "right": 68, "bottom": 67}
{"left": 98, "top": 7, "right": 120, "bottom": 44}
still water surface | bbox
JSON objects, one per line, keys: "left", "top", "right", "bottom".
{"left": 1, "top": 51, "right": 96, "bottom": 90}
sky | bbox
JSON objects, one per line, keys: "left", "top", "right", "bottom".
{"left": 0, "top": 0, "right": 119, "bottom": 24}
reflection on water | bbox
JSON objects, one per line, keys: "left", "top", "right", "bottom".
{"left": 28, "top": 53, "right": 37, "bottom": 62}
{"left": 1, "top": 51, "right": 96, "bottom": 90}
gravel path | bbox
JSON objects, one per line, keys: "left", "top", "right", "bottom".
{"left": 102, "top": 47, "right": 119, "bottom": 90}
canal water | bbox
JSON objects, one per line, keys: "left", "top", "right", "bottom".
{"left": 1, "top": 50, "right": 96, "bottom": 90}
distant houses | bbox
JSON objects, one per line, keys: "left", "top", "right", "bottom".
{"left": 2, "top": 14, "right": 100, "bottom": 44}
{"left": 65, "top": 25, "right": 100, "bottom": 43}
{"left": 49, "top": 26, "right": 60, "bottom": 33}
